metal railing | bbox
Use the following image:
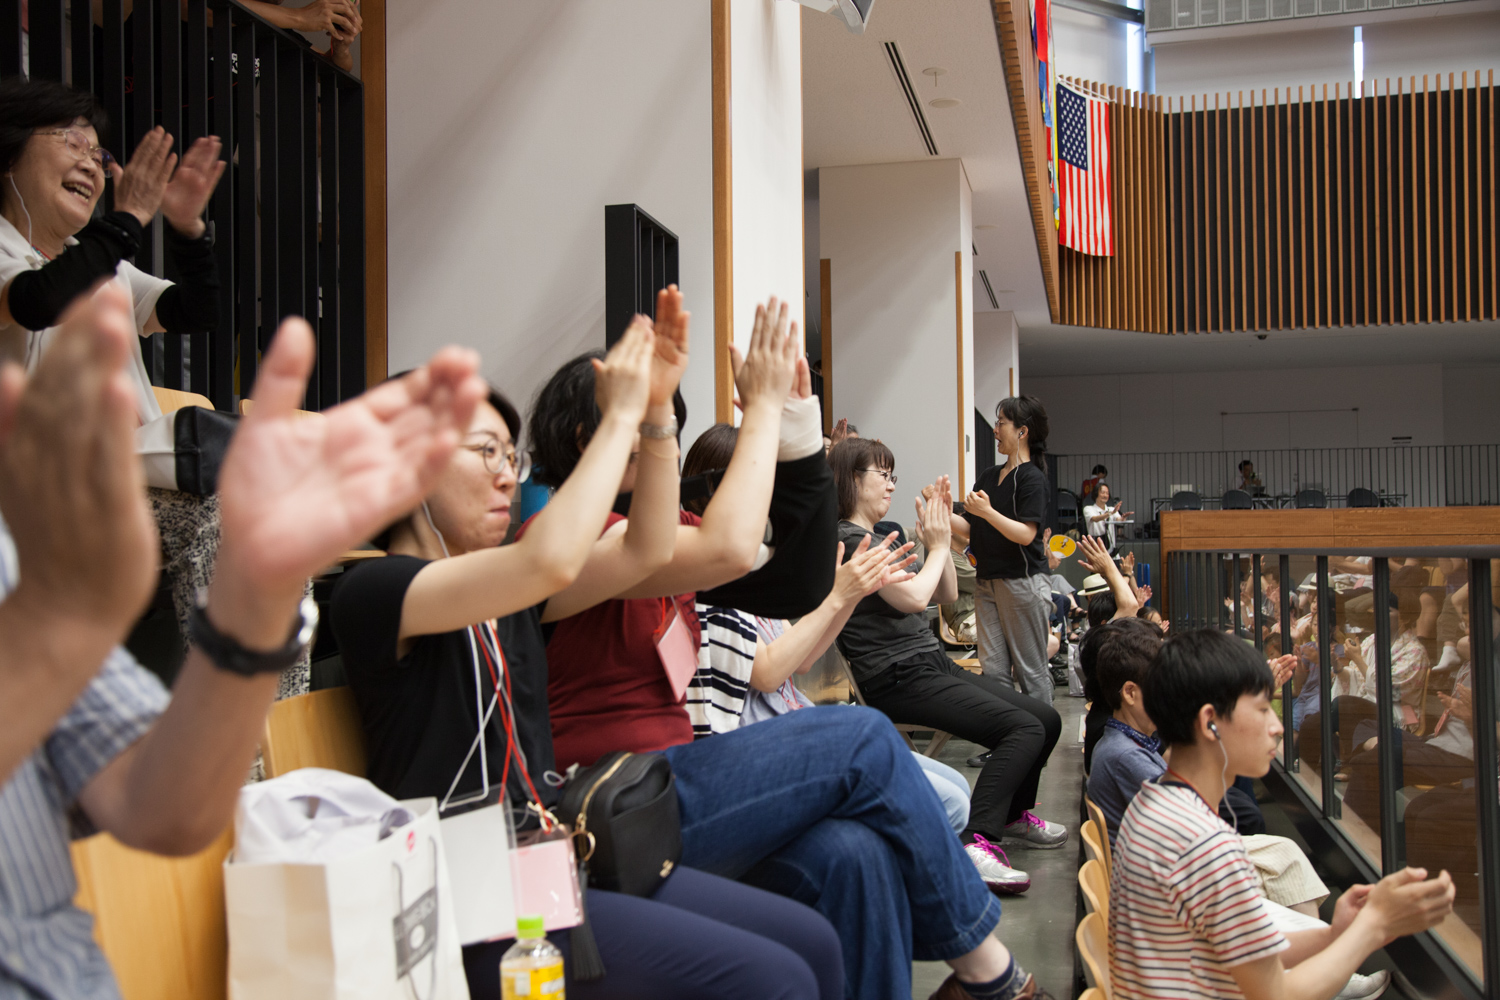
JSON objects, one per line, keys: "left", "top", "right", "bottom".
{"left": 1, "top": 0, "right": 365, "bottom": 411}
{"left": 1167, "top": 545, "right": 1499, "bottom": 996}
{"left": 1055, "top": 446, "right": 1500, "bottom": 514}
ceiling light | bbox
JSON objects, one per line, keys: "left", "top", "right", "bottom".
{"left": 921, "top": 67, "right": 948, "bottom": 79}
{"left": 929, "top": 98, "right": 961, "bottom": 109}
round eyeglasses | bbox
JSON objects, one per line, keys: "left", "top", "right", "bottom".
{"left": 859, "top": 468, "right": 897, "bottom": 486}
{"left": 38, "top": 128, "right": 115, "bottom": 172}
{"left": 464, "top": 435, "right": 531, "bottom": 482}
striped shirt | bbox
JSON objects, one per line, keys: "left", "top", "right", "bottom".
{"left": 0, "top": 516, "right": 170, "bottom": 1000}
{"left": 685, "top": 605, "right": 764, "bottom": 737}
{"left": 1109, "top": 779, "right": 1287, "bottom": 999}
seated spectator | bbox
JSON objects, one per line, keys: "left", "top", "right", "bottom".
{"left": 0, "top": 286, "right": 486, "bottom": 1000}
{"left": 1136, "top": 605, "right": 1166, "bottom": 631}
{"left": 829, "top": 437, "right": 1066, "bottom": 867}
{"left": 1081, "top": 483, "right": 1131, "bottom": 552}
{"left": 1111, "top": 629, "right": 1455, "bottom": 1000}
{"left": 1073, "top": 536, "right": 1141, "bottom": 774}
{"left": 522, "top": 300, "right": 1050, "bottom": 1000}
{"left": 1239, "top": 458, "right": 1264, "bottom": 493}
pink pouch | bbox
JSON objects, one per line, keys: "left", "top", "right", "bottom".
{"left": 513, "top": 832, "right": 584, "bottom": 932}
{"left": 655, "top": 599, "right": 700, "bottom": 701}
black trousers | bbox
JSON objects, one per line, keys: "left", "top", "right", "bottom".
{"left": 859, "top": 648, "right": 1061, "bottom": 842}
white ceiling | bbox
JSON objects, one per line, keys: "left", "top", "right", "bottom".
{"left": 801, "top": 0, "right": 1053, "bottom": 328}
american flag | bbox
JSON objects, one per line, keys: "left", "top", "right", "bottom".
{"left": 1057, "top": 81, "right": 1113, "bottom": 256}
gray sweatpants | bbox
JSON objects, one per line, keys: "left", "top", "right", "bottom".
{"left": 974, "top": 575, "right": 1055, "bottom": 706}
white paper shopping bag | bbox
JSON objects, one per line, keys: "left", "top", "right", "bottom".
{"left": 225, "top": 796, "right": 469, "bottom": 1000}
{"left": 438, "top": 800, "right": 516, "bottom": 945}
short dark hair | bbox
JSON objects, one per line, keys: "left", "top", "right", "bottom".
{"left": 1144, "top": 629, "right": 1274, "bottom": 748}
{"left": 1087, "top": 591, "right": 1117, "bottom": 628}
{"left": 0, "top": 77, "right": 110, "bottom": 180}
{"left": 1239, "top": 459, "right": 1254, "bottom": 472}
{"left": 1137, "top": 605, "right": 1163, "bottom": 623}
{"left": 1091, "top": 464, "right": 1108, "bottom": 476}
{"left": 829, "top": 437, "right": 895, "bottom": 521}
{"left": 995, "top": 395, "right": 1049, "bottom": 474}
{"left": 1091, "top": 618, "right": 1165, "bottom": 711}
{"left": 681, "top": 423, "right": 738, "bottom": 516}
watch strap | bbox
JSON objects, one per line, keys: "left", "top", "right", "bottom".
{"left": 188, "top": 594, "right": 318, "bottom": 676}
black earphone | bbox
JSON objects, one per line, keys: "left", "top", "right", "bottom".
{"left": 1208, "top": 720, "right": 1221, "bottom": 739}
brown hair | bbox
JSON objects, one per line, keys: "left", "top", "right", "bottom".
{"left": 828, "top": 437, "right": 894, "bottom": 521}
{"left": 681, "top": 424, "right": 739, "bottom": 516}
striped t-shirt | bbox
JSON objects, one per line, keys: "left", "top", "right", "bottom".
{"left": 1109, "top": 779, "right": 1287, "bottom": 999}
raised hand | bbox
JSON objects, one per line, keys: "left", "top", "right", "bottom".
{"left": 916, "top": 487, "right": 951, "bottom": 552}
{"left": 212, "top": 318, "right": 485, "bottom": 616}
{"left": 1076, "top": 534, "right": 1116, "bottom": 576}
{"left": 728, "top": 297, "right": 798, "bottom": 412}
{"left": 962, "top": 487, "right": 993, "bottom": 518}
{"left": 834, "top": 533, "right": 916, "bottom": 604}
{"left": 647, "top": 285, "right": 690, "bottom": 407}
{"left": 159, "top": 136, "right": 226, "bottom": 238}
{"left": 0, "top": 281, "right": 157, "bottom": 636}
{"left": 592, "top": 318, "right": 655, "bottom": 423}
{"left": 1268, "top": 653, "right": 1297, "bottom": 688}
{"left": 110, "top": 127, "right": 176, "bottom": 228}
{"left": 830, "top": 417, "right": 853, "bottom": 446}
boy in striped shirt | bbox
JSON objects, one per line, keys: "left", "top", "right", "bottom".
{"left": 1110, "top": 629, "right": 1455, "bottom": 1000}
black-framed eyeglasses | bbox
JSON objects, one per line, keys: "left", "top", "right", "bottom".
{"left": 464, "top": 435, "right": 531, "bottom": 482}
{"left": 38, "top": 128, "right": 115, "bottom": 172}
{"left": 859, "top": 468, "right": 897, "bottom": 486}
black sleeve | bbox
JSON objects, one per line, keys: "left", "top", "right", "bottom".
{"left": 5, "top": 212, "right": 142, "bottom": 331}
{"left": 697, "top": 450, "right": 838, "bottom": 620}
{"left": 329, "top": 555, "right": 428, "bottom": 676}
{"left": 1015, "top": 465, "right": 1048, "bottom": 523}
{"left": 154, "top": 224, "right": 220, "bottom": 332}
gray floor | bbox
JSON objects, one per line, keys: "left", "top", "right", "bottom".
{"left": 909, "top": 690, "right": 1088, "bottom": 1000}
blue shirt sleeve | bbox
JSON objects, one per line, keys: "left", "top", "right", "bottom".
{"left": 45, "top": 647, "right": 169, "bottom": 803}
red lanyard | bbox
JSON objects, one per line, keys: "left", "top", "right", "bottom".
{"left": 471, "top": 621, "right": 551, "bottom": 830}
{"left": 1163, "top": 767, "right": 1220, "bottom": 819}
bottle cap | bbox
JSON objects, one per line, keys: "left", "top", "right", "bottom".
{"left": 515, "top": 915, "right": 545, "bottom": 939}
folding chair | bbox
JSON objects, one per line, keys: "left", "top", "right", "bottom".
{"left": 261, "top": 686, "right": 369, "bottom": 779}
{"left": 1081, "top": 818, "right": 1105, "bottom": 868}
{"left": 152, "top": 386, "right": 216, "bottom": 413}
{"left": 1079, "top": 857, "right": 1109, "bottom": 921}
{"left": 1076, "top": 911, "right": 1111, "bottom": 998}
{"left": 71, "top": 827, "right": 234, "bottom": 1000}
{"left": 837, "top": 653, "right": 955, "bottom": 758}
{"left": 1084, "top": 795, "right": 1113, "bottom": 880}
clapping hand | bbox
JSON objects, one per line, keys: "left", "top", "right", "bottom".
{"left": 110, "top": 127, "right": 176, "bottom": 228}
{"left": 1268, "top": 653, "right": 1297, "bottom": 688}
{"left": 1437, "top": 683, "right": 1473, "bottom": 726}
{"left": 1076, "top": 535, "right": 1115, "bottom": 576}
{"left": 833, "top": 533, "right": 916, "bottom": 605}
{"left": 1364, "top": 867, "right": 1455, "bottom": 944}
{"left": 592, "top": 318, "right": 656, "bottom": 423}
{"left": 646, "top": 285, "right": 690, "bottom": 407}
{"left": 159, "top": 136, "right": 226, "bottom": 239}
{"left": 915, "top": 485, "right": 952, "bottom": 552}
{"left": 729, "top": 298, "right": 799, "bottom": 413}
{"left": 962, "top": 487, "right": 993, "bottom": 518}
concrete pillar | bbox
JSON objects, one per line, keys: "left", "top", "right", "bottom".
{"left": 820, "top": 159, "right": 974, "bottom": 496}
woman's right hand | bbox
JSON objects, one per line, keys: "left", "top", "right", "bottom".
{"left": 729, "top": 297, "right": 798, "bottom": 412}
{"left": 916, "top": 487, "right": 951, "bottom": 552}
{"left": 647, "top": 286, "right": 690, "bottom": 407}
{"left": 109, "top": 127, "right": 177, "bottom": 228}
{"left": 592, "top": 318, "right": 655, "bottom": 425}
{"left": 834, "top": 533, "right": 916, "bottom": 605}
{"left": 1076, "top": 534, "right": 1115, "bottom": 576}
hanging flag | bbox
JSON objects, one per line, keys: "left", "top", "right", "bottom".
{"left": 1032, "top": 0, "right": 1058, "bottom": 226}
{"left": 1056, "top": 81, "right": 1113, "bottom": 256}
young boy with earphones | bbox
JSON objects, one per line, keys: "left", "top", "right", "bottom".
{"left": 1109, "top": 629, "right": 1455, "bottom": 1000}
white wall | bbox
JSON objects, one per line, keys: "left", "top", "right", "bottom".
{"left": 385, "top": 0, "right": 717, "bottom": 445}
{"left": 974, "top": 310, "right": 1019, "bottom": 416}
{"left": 821, "top": 159, "right": 975, "bottom": 493}
{"left": 1443, "top": 365, "right": 1500, "bottom": 446}
{"left": 1152, "top": 10, "right": 1500, "bottom": 101}
{"left": 1025, "top": 363, "right": 1453, "bottom": 453}
{"left": 1053, "top": 6, "right": 1134, "bottom": 90}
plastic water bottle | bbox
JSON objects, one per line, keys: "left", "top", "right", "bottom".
{"left": 500, "top": 915, "right": 565, "bottom": 998}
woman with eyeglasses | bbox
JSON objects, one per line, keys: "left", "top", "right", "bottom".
{"left": 0, "top": 76, "right": 244, "bottom": 673}
{"left": 827, "top": 436, "right": 1067, "bottom": 896}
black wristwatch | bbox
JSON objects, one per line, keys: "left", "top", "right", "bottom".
{"left": 188, "top": 592, "right": 319, "bottom": 676}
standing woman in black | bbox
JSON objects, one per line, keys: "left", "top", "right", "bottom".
{"left": 955, "top": 396, "right": 1056, "bottom": 709}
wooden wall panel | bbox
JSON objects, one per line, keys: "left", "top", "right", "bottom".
{"left": 1059, "top": 74, "right": 1498, "bottom": 333}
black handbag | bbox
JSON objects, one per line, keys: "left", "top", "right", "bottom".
{"left": 557, "top": 751, "right": 681, "bottom": 897}
{"left": 172, "top": 404, "right": 239, "bottom": 495}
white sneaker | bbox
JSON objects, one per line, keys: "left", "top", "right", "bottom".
{"left": 1334, "top": 970, "right": 1390, "bottom": 1000}
{"left": 1003, "top": 810, "right": 1070, "bottom": 849}
{"left": 965, "top": 836, "right": 1031, "bottom": 895}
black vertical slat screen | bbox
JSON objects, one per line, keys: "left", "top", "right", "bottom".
{"left": 604, "top": 204, "right": 679, "bottom": 347}
{"left": 2, "top": 0, "right": 365, "bottom": 411}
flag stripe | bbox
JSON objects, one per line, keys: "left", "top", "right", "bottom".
{"left": 1058, "top": 81, "right": 1113, "bottom": 257}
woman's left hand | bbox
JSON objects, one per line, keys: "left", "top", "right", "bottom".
{"left": 160, "top": 137, "right": 226, "bottom": 238}
{"left": 962, "top": 488, "right": 993, "bottom": 518}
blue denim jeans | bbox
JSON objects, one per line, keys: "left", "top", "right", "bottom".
{"left": 663, "top": 705, "right": 1003, "bottom": 1000}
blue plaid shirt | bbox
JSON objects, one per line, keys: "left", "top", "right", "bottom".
{"left": 0, "top": 520, "right": 169, "bottom": 1000}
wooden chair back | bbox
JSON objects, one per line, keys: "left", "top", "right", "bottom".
{"left": 837, "top": 655, "right": 954, "bottom": 758}
{"left": 152, "top": 386, "right": 215, "bottom": 413}
{"left": 238, "top": 398, "right": 323, "bottom": 420}
{"left": 261, "top": 686, "right": 368, "bottom": 779}
{"left": 1079, "top": 858, "right": 1109, "bottom": 921}
{"left": 1081, "top": 818, "right": 1105, "bottom": 868}
{"left": 1084, "top": 795, "right": 1114, "bottom": 879}
{"left": 1079, "top": 989, "right": 1104, "bottom": 1000}
{"left": 70, "top": 827, "right": 234, "bottom": 1000}
{"left": 1076, "top": 911, "right": 1111, "bottom": 998}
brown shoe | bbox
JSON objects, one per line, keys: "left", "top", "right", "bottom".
{"left": 927, "top": 972, "right": 1056, "bottom": 1000}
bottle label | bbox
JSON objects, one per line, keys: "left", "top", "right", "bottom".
{"left": 502, "top": 962, "right": 564, "bottom": 998}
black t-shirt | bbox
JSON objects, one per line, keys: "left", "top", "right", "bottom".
{"left": 964, "top": 462, "right": 1049, "bottom": 580}
{"left": 329, "top": 555, "right": 559, "bottom": 810}
{"left": 834, "top": 521, "right": 941, "bottom": 682}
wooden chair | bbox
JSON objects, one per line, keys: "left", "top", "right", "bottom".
{"left": 71, "top": 827, "right": 234, "bottom": 1000}
{"left": 1084, "top": 795, "right": 1113, "bottom": 880}
{"left": 937, "top": 605, "right": 976, "bottom": 654}
{"left": 1079, "top": 857, "right": 1109, "bottom": 921}
{"left": 151, "top": 386, "right": 215, "bottom": 413}
{"left": 238, "top": 398, "right": 323, "bottom": 420}
{"left": 1076, "top": 911, "right": 1111, "bottom": 998}
{"left": 1081, "top": 818, "right": 1105, "bottom": 868}
{"left": 261, "top": 686, "right": 369, "bottom": 779}
{"left": 837, "top": 655, "right": 954, "bottom": 758}
{"left": 1079, "top": 989, "right": 1104, "bottom": 1000}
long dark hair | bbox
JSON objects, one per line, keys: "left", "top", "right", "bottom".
{"left": 828, "top": 437, "right": 894, "bottom": 521}
{"left": 996, "top": 395, "right": 1049, "bottom": 475}
{"left": 528, "top": 350, "right": 687, "bottom": 489}
{"left": 681, "top": 423, "right": 738, "bottom": 516}
{"left": 0, "top": 77, "right": 110, "bottom": 179}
